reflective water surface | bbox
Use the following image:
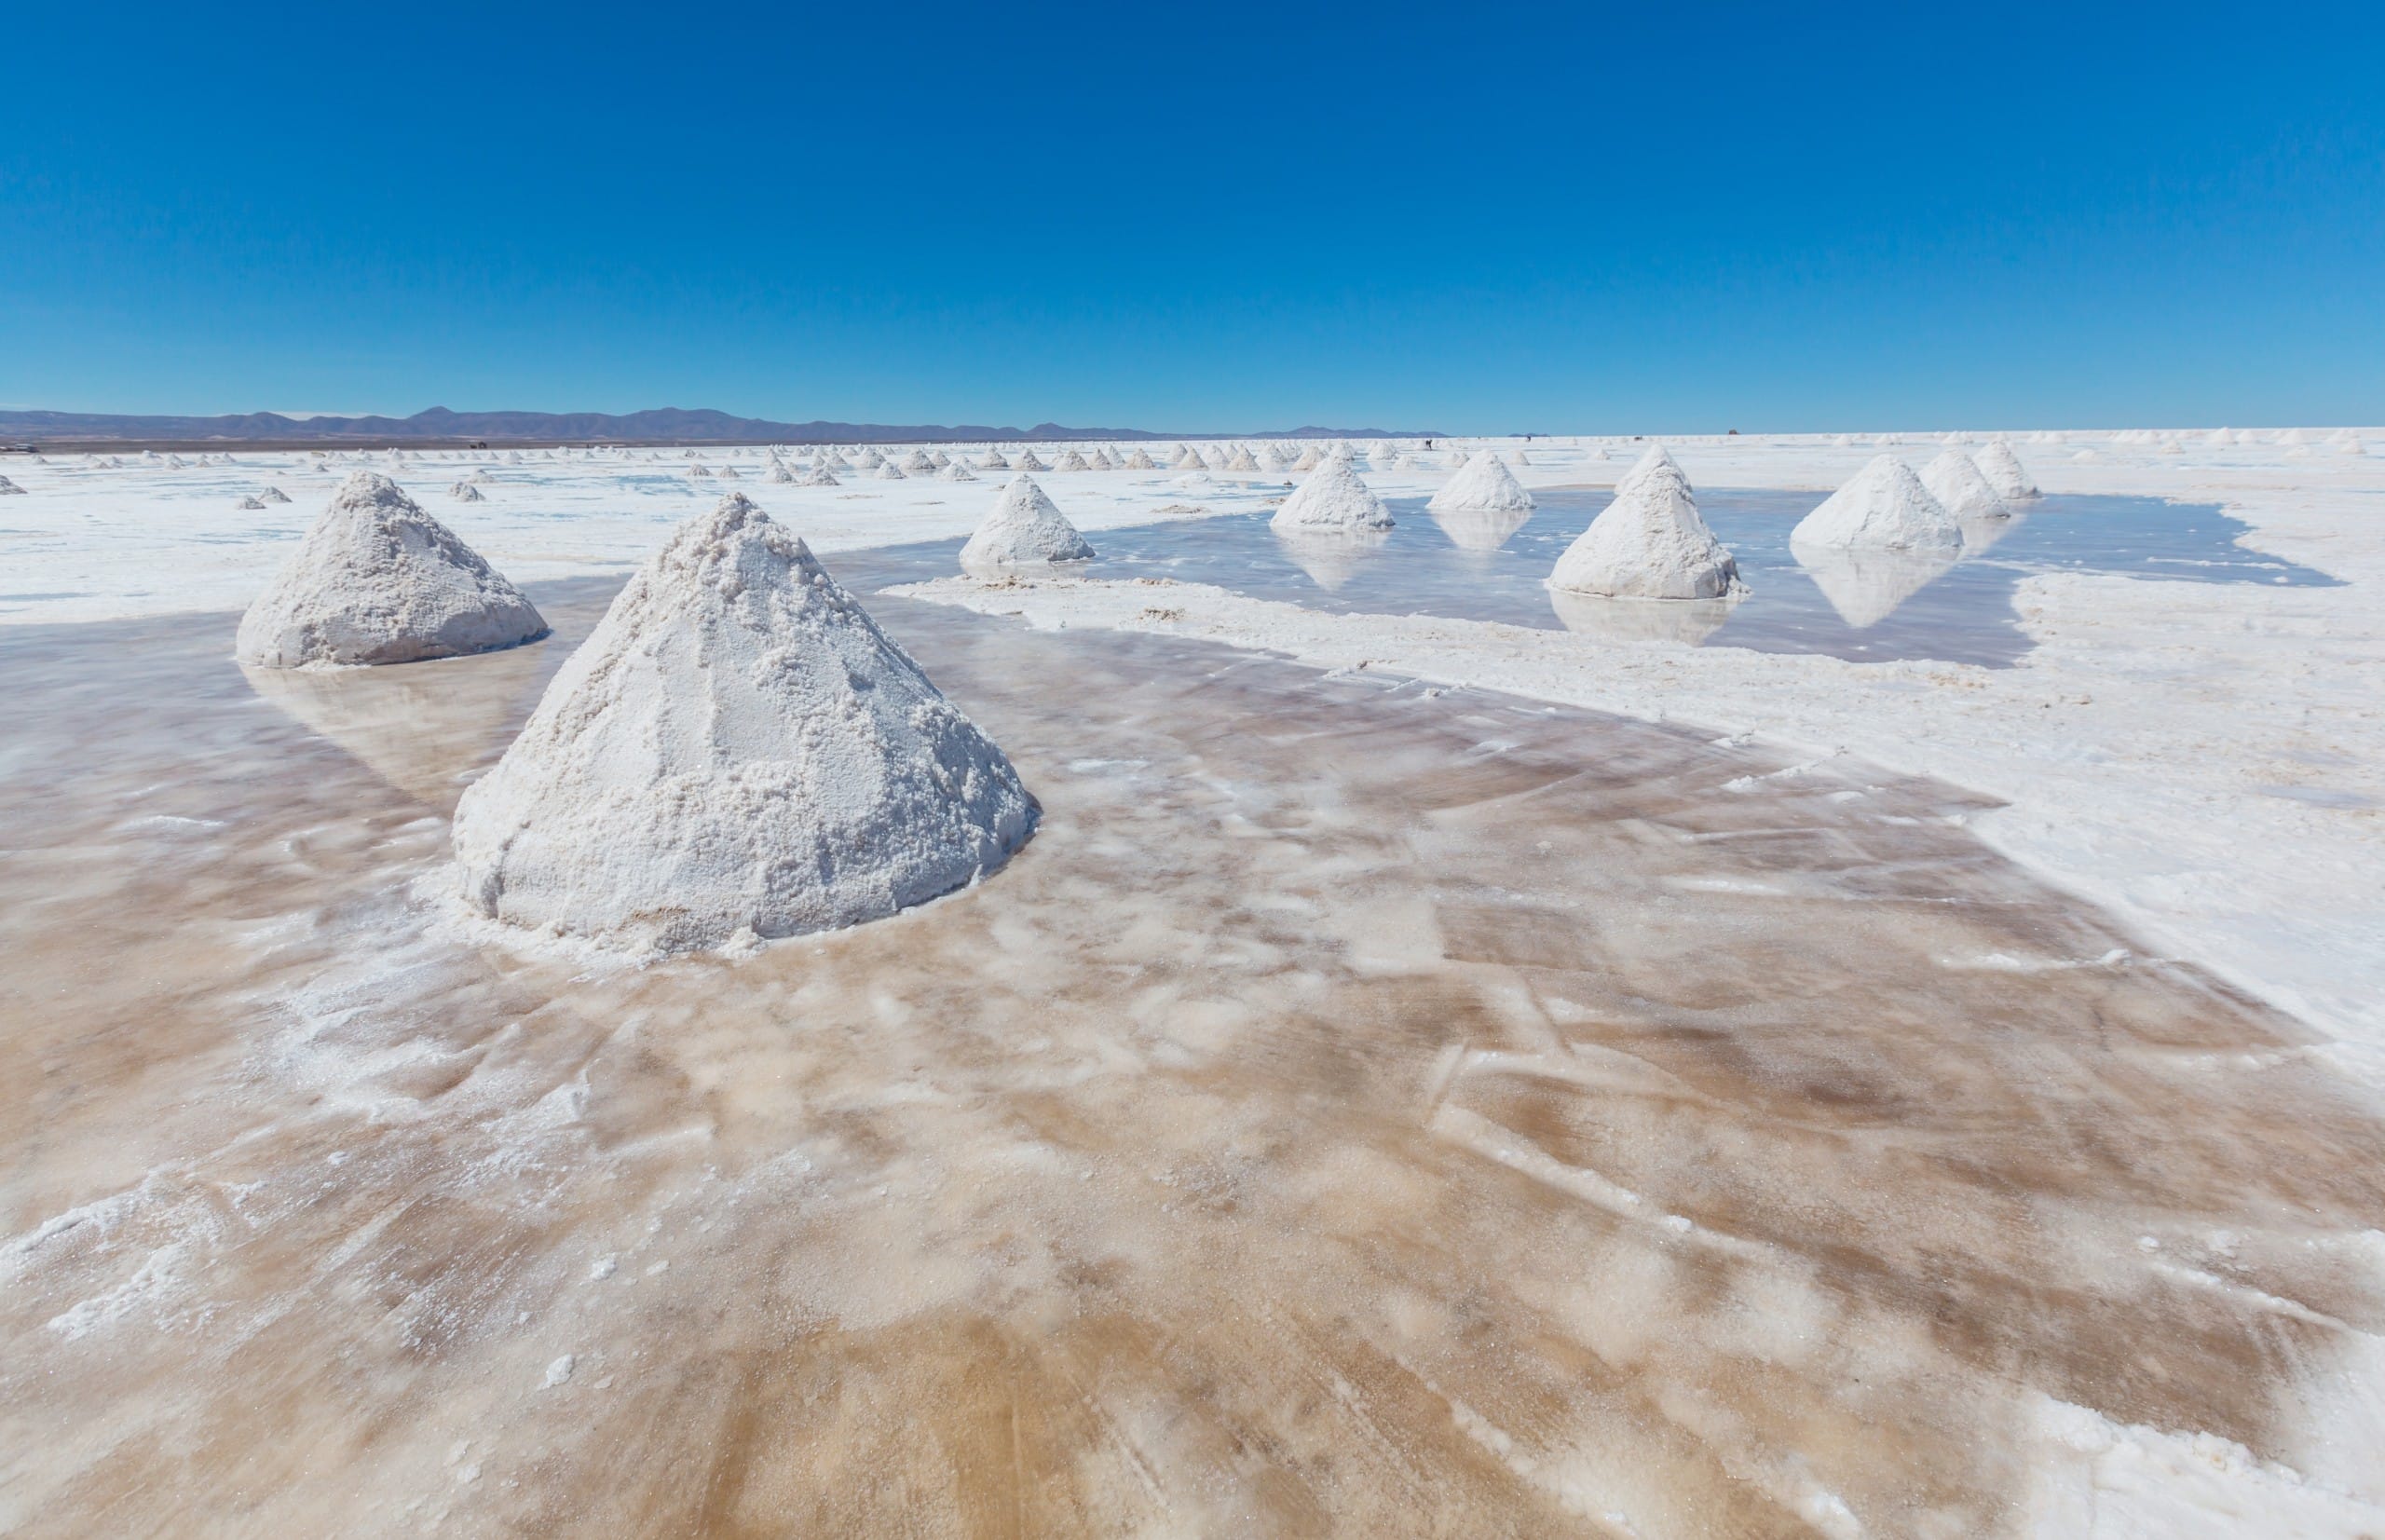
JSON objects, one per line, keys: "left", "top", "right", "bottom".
{"left": 4, "top": 563, "right": 2381, "bottom": 1535}
{"left": 919, "top": 487, "right": 2340, "bottom": 665}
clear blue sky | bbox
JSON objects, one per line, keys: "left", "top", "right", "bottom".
{"left": 4, "top": 1, "right": 2380, "bottom": 433}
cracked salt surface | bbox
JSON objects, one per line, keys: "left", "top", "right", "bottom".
{"left": 4, "top": 564, "right": 2383, "bottom": 1533}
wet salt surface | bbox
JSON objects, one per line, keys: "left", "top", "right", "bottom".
{"left": 888, "top": 488, "right": 2338, "bottom": 665}
{"left": 5, "top": 562, "right": 2384, "bottom": 1534}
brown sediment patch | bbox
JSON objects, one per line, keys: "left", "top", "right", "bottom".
{"left": 2, "top": 564, "right": 2380, "bottom": 1535}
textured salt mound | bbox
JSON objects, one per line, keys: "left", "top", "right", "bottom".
{"left": 237, "top": 495, "right": 267, "bottom": 511}
{"left": 901, "top": 449, "right": 935, "bottom": 472}
{"left": 237, "top": 471, "right": 547, "bottom": 669}
{"left": 1089, "top": 447, "right": 1116, "bottom": 470}
{"left": 1974, "top": 439, "right": 2037, "bottom": 498}
{"left": 1613, "top": 443, "right": 1684, "bottom": 498}
{"left": 1548, "top": 463, "right": 1743, "bottom": 600}
{"left": 1226, "top": 445, "right": 1261, "bottom": 472}
{"left": 1014, "top": 449, "right": 1048, "bottom": 471}
{"left": 0, "top": 476, "right": 24, "bottom": 495}
{"left": 1790, "top": 456, "right": 1965, "bottom": 552}
{"left": 451, "top": 493, "right": 1035, "bottom": 957}
{"left": 938, "top": 460, "right": 978, "bottom": 483}
{"left": 1428, "top": 451, "right": 1534, "bottom": 514}
{"left": 1053, "top": 449, "right": 1090, "bottom": 471}
{"left": 260, "top": 485, "right": 293, "bottom": 504}
{"left": 1171, "top": 444, "right": 1202, "bottom": 469}
{"left": 1124, "top": 448, "right": 1158, "bottom": 470}
{"left": 877, "top": 462, "right": 907, "bottom": 480}
{"left": 854, "top": 449, "right": 886, "bottom": 470}
{"left": 797, "top": 465, "right": 839, "bottom": 486}
{"left": 1270, "top": 458, "right": 1394, "bottom": 531}
{"left": 824, "top": 450, "right": 855, "bottom": 472}
{"left": 961, "top": 475, "right": 1096, "bottom": 566}
{"left": 976, "top": 449, "right": 1010, "bottom": 470}
{"left": 1292, "top": 445, "right": 1325, "bottom": 471}
{"left": 1921, "top": 449, "right": 2009, "bottom": 520}
{"left": 769, "top": 462, "right": 797, "bottom": 484}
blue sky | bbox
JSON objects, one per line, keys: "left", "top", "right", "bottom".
{"left": 4, "top": 1, "right": 2380, "bottom": 432}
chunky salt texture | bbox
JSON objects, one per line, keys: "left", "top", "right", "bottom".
{"left": 1427, "top": 450, "right": 1534, "bottom": 513}
{"left": 450, "top": 493, "right": 1035, "bottom": 958}
{"left": 1548, "top": 451, "right": 1744, "bottom": 600}
{"left": 960, "top": 475, "right": 1096, "bottom": 566}
{"left": 1921, "top": 448, "right": 2011, "bottom": 519}
{"left": 235, "top": 471, "right": 547, "bottom": 669}
{"left": 1791, "top": 455, "right": 1966, "bottom": 552}
{"left": 1270, "top": 458, "right": 1394, "bottom": 531}
{"left": 1974, "top": 439, "right": 2038, "bottom": 498}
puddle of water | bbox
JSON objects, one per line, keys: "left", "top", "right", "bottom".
{"left": 879, "top": 488, "right": 2337, "bottom": 666}
{"left": 2, "top": 567, "right": 2381, "bottom": 1533}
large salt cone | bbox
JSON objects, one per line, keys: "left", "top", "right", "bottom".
{"left": 1920, "top": 449, "right": 2010, "bottom": 520}
{"left": 1548, "top": 476, "right": 1743, "bottom": 600}
{"left": 961, "top": 475, "right": 1095, "bottom": 567}
{"left": 1612, "top": 443, "right": 1686, "bottom": 498}
{"left": 1790, "top": 456, "right": 1965, "bottom": 552}
{"left": 1274, "top": 526, "right": 1390, "bottom": 592}
{"left": 1429, "top": 502, "right": 1533, "bottom": 552}
{"left": 1270, "top": 459, "right": 1394, "bottom": 532}
{"left": 236, "top": 470, "right": 547, "bottom": 668}
{"left": 1548, "top": 589, "right": 1737, "bottom": 647}
{"left": 1974, "top": 439, "right": 2038, "bottom": 498}
{"left": 1793, "top": 543, "right": 1961, "bottom": 628}
{"left": 451, "top": 493, "right": 1036, "bottom": 957}
{"left": 1428, "top": 451, "right": 1534, "bottom": 514}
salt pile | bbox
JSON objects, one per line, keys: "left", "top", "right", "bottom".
{"left": 1790, "top": 456, "right": 1965, "bottom": 552}
{"left": 260, "top": 485, "right": 292, "bottom": 504}
{"left": 236, "top": 471, "right": 548, "bottom": 669}
{"left": 960, "top": 475, "right": 1096, "bottom": 566}
{"left": 1088, "top": 447, "right": 1116, "bottom": 470}
{"left": 1270, "top": 458, "right": 1394, "bottom": 531}
{"left": 901, "top": 449, "right": 935, "bottom": 472}
{"left": 1171, "top": 444, "right": 1202, "bottom": 470}
{"left": 0, "top": 476, "right": 23, "bottom": 496}
{"left": 854, "top": 449, "right": 886, "bottom": 470}
{"left": 928, "top": 450, "right": 951, "bottom": 468}
{"left": 1291, "top": 445, "right": 1325, "bottom": 471}
{"left": 450, "top": 482, "right": 486, "bottom": 502}
{"left": 769, "top": 462, "right": 797, "bottom": 484}
{"left": 1919, "top": 449, "right": 2010, "bottom": 519}
{"left": 237, "top": 495, "right": 267, "bottom": 510}
{"left": 1428, "top": 451, "right": 1534, "bottom": 513}
{"left": 1548, "top": 447, "right": 1743, "bottom": 600}
{"left": 824, "top": 450, "right": 855, "bottom": 472}
{"left": 877, "top": 461, "right": 907, "bottom": 480}
{"left": 1053, "top": 449, "right": 1090, "bottom": 471}
{"left": 976, "top": 448, "right": 1010, "bottom": 470}
{"left": 1974, "top": 440, "right": 2038, "bottom": 498}
{"left": 797, "top": 465, "right": 839, "bottom": 486}
{"left": 449, "top": 493, "right": 1035, "bottom": 957}
{"left": 1014, "top": 449, "right": 1048, "bottom": 471}
{"left": 716, "top": 466, "right": 742, "bottom": 481}
{"left": 1123, "top": 448, "right": 1158, "bottom": 470}
{"left": 1226, "top": 444, "right": 1261, "bottom": 472}
{"left": 938, "top": 460, "right": 978, "bottom": 483}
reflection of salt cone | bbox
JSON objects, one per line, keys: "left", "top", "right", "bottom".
{"left": 1547, "top": 588, "right": 1737, "bottom": 646}
{"left": 242, "top": 647, "right": 553, "bottom": 813}
{"left": 1955, "top": 510, "right": 2025, "bottom": 557}
{"left": 1429, "top": 503, "right": 1532, "bottom": 552}
{"left": 1274, "top": 527, "right": 1390, "bottom": 591}
{"left": 1791, "top": 541, "right": 1959, "bottom": 628}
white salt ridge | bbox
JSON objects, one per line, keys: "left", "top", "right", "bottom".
{"left": 1791, "top": 456, "right": 1966, "bottom": 552}
{"left": 1427, "top": 451, "right": 1534, "bottom": 514}
{"left": 1548, "top": 449, "right": 1744, "bottom": 601}
{"left": 960, "top": 475, "right": 1096, "bottom": 567}
{"left": 1975, "top": 439, "right": 2038, "bottom": 498}
{"left": 450, "top": 492, "right": 1035, "bottom": 958}
{"left": 1271, "top": 459, "right": 1394, "bottom": 532}
{"left": 235, "top": 472, "right": 547, "bottom": 669}
{"left": 1921, "top": 449, "right": 2010, "bottom": 520}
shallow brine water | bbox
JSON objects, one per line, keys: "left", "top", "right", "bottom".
{"left": 4, "top": 565, "right": 2381, "bottom": 1535}
{"left": 877, "top": 488, "right": 2338, "bottom": 666}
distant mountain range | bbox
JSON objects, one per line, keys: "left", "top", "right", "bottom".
{"left": 0, "top": 406, "right": 1436, "bottom": 445}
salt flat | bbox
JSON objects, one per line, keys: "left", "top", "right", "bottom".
{"left": 3, "top": 430, "right": 2381, "bottom": 1536}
